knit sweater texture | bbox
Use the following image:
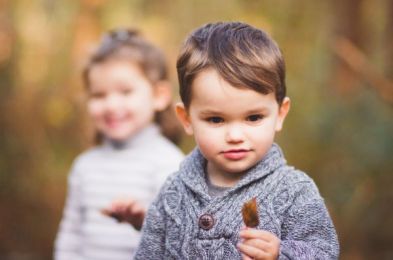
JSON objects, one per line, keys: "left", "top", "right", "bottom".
{"left": 134, "top": 143, "right": 339, "bottom": 259}
{"left": 54, "top": 125, "right": 184, "bottom": 260}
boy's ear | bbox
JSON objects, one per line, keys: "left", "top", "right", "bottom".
{"left": 153, "top": 81, "right": 172, "bottom": 111}
{"left": 275, "top": 97, "right": 291, "bottom": 132}
{"left": 175, "top": 102, "right": 193, "bottom": 135}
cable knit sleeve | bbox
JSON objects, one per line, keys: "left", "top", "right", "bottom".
{"left": 54, "top": 163, "right": 83, "bottom": 260}
{"left": 134, "top": 188, "right": 168, "bottom": 259}
{"left": 277, "top": 173, "right": 339, "bottom": 260}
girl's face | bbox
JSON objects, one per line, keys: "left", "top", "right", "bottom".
{"left": 87, "top": 60, "right": 164, "bottom": 141}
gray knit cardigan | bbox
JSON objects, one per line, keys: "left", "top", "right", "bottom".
{"left": 134, "top": 144, "right": 339, "bottom": 259}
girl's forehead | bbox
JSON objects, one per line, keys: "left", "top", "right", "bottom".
{"left": 87, "top": 60, "right": 153, "bottom": 91}
{"left": 89, "top": 60, "right": 143, "bottom": 81}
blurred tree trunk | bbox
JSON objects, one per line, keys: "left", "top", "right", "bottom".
{"left": 331, "top": 0, "right": 365, "bottom": 95}
{"left": 332, "top": 0, "right": 393, "bottom": 103}
{"left": 385, "top": 0, "right": 393, "bottom": 78}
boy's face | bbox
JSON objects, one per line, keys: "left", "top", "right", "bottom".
{"left": 176, "top": 69, "right": 290, "bottom": 186}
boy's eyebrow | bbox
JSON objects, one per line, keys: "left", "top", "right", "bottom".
{"left": 199, "top": 110, "right": 223, "bottom": 116}
{"left": 198, "top": 106, "right": 270, "bottom": 116}
{"left": 246, "top": 107, "right": 270, "bottom": 114}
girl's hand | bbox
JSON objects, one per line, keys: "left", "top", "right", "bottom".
{"left": 101, "top": 198, "right": 146, "bottom": 230}
{"left": 238, "top": 227, "right": 280, "bottom": 260}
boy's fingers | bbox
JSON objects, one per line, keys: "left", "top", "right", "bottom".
{"left": 241, "top": 238, "right": 271, "bottom": 251}
{"left": 238, "top": 242, "right": 269, "bottom": 260}
{"left": 241, "top": 254, "right": 253, "bottom": 260}
{"left": 239, "top": 229, "right": 277, "bottom": 242}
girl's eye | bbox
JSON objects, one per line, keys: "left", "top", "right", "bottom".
{"left": 247, "top": 114, "right": 264, "bottom": 122}
{"left": 207, "top": 117, "right": 224, "bottom": 124}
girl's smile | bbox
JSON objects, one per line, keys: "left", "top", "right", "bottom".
{"left": 104, "top": 114, "right": 130, "bottom": 129}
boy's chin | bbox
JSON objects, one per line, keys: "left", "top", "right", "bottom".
{"left": 219, "top": 163, "right": 256, "bottom": 175}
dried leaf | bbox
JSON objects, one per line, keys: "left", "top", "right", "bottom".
{"left": 241, "top": 197, "right": 259, "bottom": 227}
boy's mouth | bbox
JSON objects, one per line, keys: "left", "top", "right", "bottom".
{"left": 222, "top": 149, "right": 249, "bottom": 160}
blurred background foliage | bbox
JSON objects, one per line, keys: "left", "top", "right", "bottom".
{"left": 0, "top": 0, "right": 392, "bottom": 259}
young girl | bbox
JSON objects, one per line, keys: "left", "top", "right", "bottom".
{"left": 54, "top": 29, "right": 184, "bottom": 260}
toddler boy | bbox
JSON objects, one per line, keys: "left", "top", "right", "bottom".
{"left": 134, "top": 22, "right": 339, "bottom": 260}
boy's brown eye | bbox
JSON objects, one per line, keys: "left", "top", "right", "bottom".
{"left": 207, "top": 117, "right": 224, "bottom": 123}
{"left": 247, "top": 114, "right": 263, "bottom": 122}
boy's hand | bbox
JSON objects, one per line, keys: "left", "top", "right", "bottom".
{"left": 101, "top": 198, "right": 146, "bottom": 231}
{"left": 238, "top": 227, "right": 280, "bottom": 260}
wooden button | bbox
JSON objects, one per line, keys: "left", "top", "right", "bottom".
{"left": 199, "top": 213, "right": 214, "bottom": 230}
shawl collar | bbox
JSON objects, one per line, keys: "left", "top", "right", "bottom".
{"left": 178, "top": 143, "right": 286, "bottom": 200}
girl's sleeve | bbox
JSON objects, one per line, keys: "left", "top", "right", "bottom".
{"left": 134, "top": 192, "right": 167, "bottom": 259}
{"left": 54, "top": 165, "right": 83, "bottom": 260}
{"left": 278, "top": 179, "right": 340, "bottom": 260}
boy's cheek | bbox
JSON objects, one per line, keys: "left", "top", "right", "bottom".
{"left": 196, "top": 133, "right": 220, "bottom": 152}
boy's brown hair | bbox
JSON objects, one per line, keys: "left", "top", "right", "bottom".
{"left": 83, "top": 29, "right": 183, "bottom": 144}
{"left": 176, "top": 22, "right": 286, "bottom": 108}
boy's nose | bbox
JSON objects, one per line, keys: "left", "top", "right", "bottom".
{"left": 225, "top": 124, "right": 244, "bottom": 143}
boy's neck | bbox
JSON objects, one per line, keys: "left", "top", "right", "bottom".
{"left": 205, "top": 162, "right": 247, "bottom": 188}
